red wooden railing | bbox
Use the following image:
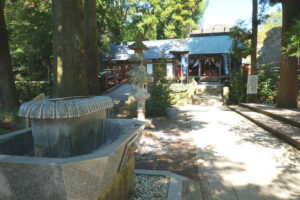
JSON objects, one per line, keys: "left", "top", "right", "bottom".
{"left": 104, "top": 71, "right": 123, "bottom": 90}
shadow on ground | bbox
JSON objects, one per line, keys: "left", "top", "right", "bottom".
{"left": 135, "top": 105, "right": 300, "bottom": 200}
{"left": 135, "top": 107, "right": 202, "bottom": 181}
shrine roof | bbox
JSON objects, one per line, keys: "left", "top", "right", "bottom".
{"left": 109, "top": 35, "right": 232, "bottom": 61}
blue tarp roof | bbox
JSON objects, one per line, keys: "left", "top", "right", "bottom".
{"left": 109, "top": 35, "right": 232, "bottom": 61}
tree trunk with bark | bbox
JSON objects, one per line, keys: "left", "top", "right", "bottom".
{"left": 0, "top": 0, "right": 18, "bottom": 112}
{"left": 276, "top": 0, "right": 300, "bottom": 108}
{"left": 84, "top": 0, "right": 100, "bottom": 95}
{"left": 247, "top": 0, "right": 258, "bottom": 103}
{"left": 52, "top": 0, "right": 88, "bottom": 97}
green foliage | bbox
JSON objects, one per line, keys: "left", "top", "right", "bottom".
{"left": 229, "top": 67, "right": 280, "bottom": 105}
{"left": 146, "top": 66, "right": 172, "bottom": 117}
{"left": 283, "top": 19, "right": 300, "bottom": 57}
{"left": 169, "top": 83, "right": 195, "bottom": 106}
{"left": 15, "top": 81, "right": 51, "bottom": 104}
{"left": 257, "top": 67, "right": 279, "bottom": 104}
{"left": 229, "top": 21, "right": 252, "bottom": 60}
{"left": 96, "top": 0, "right": 141, "bottom": 48}
{"left": 138, "top": 0, "right": 208, "bottom": 40}
{"left": 5, "top": 0, "right": 52, "bottom": 81}
{"left": 229, "top": 69, "right": 247, "bottom": 104}
{"left": 0, "top": 128, "right": 10, "bottom": 135}
{"left": 4, "top": 0, "right": 208, "bottom": 98}
{"left": 256, "top": 68, "right": 299, "bottom": 105}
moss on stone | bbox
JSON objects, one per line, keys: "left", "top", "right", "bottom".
{"left": 128, "top": 40, "right": 148, "bottom": 51}
{"left": 98, "top": 154, "right": 135, "bottom": 200}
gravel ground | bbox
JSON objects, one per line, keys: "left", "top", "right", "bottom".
{"left": 133, "top": 174, "right": 170, "bottom": 200}
{"left": 135, "top": 130, "right": 169, "bottom": 161}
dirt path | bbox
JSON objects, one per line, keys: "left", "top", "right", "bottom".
{"left": 135, "top": 107, "right": 200, "bottom": 181}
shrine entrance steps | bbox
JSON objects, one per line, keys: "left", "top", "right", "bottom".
{"left": 228, "top": 103, "right": 300, "bottom": 150}
{"left": 192, "top": 82, "right": 223, "bottom": 106}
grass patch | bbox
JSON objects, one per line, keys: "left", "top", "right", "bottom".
{"left": 0, "top": 128, "right": 11, "bottom": 135}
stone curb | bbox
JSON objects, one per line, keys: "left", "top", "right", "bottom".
{"left": 228, "top": 105, "right": 300, "bottom": 150}
{"left": 240, "top": 103, "right": 300, "bottom": 128}
{"left": 135, "top": 169, "right": 182, "bottom": 200}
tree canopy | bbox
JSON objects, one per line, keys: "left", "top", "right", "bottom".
{"left": 4, "top": 0, "right": 208, "bottom": 83}
{"left": 5, "top": 0, "right": 52, "bottom": 81}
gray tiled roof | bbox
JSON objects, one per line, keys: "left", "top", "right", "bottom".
{"left": 110, "top": 35, "right": 232, "bottom": 61}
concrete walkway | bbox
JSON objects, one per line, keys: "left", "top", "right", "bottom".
{"left": 105, "top": 84, "right": 300, "bottom": 199}
{"left": 104, "top": 83, "right": 132, "bottom": 102}
{"left": 179, "top": 105, "right": 300, "bottom": 200}
{"left": 240, "top": 103, "right": 300, "bottom": 128}
{"left": 229, "top": 105, "right": 300, "bottom": 149}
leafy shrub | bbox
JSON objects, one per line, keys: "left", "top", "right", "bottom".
{"left": 170, "top": 84, "right": 189, "bottom": 106}
{"left": 169, "top": 81, "right": 196, "bottom": 106}
{"left": 15, "top": 81, "right": 52, "bottom": 104}
{"left": 257, "top": 67, "right": 279, "bottom": 104}
{"left": 229, "top": 70, "right": 247, "bottom": 104}
{"left": 6, "top": 1, "right": 53, "bottom": 81}
{"left": 146, "top": 67, "right": 172, "bottom": 117}
{"left": 283, "top": 19, "right": 300, "bottom": 57}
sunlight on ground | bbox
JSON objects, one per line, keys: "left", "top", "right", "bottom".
{"left": 180, "top": 105, "right": 300, "bottom": 199}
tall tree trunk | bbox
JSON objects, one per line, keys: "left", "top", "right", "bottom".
{"left": 84, "top": 0, "right": 100, "bottom": 95}
{"left": 247, "top": 0, "right": 258, "bottom": 103}
{"left": 52, "top": 0, "right": 88, "bottom": 97}
{"left": 276, "top": 0, "right": 300, "bottom": 108}
{"left": 0, "top": 0, "right": 18, "bottom": 112}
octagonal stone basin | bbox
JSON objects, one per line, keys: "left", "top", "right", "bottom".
{"left": 18, "top": 96, "right": 115, "bottom": 158}
{"left": 0, "top": 119, "right": 144, "bottom": 200}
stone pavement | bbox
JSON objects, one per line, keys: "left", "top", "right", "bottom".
{"left": 105, "top": 84, "right": 300, "bottom": 199}
{"left": 240, "top": 103, "right": 300, "bottom": 128}
{"left": 229, "top": 105, "right": 300, "bottom": 149}
{"left": 181, "top": 105, "right": 300, "bottom": 200}
{"left": 104, "top": 83, "right": 132, "bottom": 102}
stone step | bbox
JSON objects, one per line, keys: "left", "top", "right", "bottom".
{"left": 182, "top": 176, "right": 203, "bottom": 200}
{"left": 240, "top": 103, "right": 300, "bottom": 128}
{"left": 192, "top": 95, "right": 223, "bottom": 106}
{"left": 196, "top": 83, "right": 223, "bottom": 96}
{"left": 228, "top": 105, "right": 300, "bottom": 149}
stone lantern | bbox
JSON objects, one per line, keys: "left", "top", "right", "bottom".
{"left": 130, "top": 63, "right": 153, "bottom": 120}
{"left": 126, "top": 37, "right": 149, "bottom": 94}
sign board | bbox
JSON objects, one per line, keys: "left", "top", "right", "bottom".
{"left": 247, "top": 75, "right": 258, "bottom": 94}
{"left": 146, "top": 63, "right": 153, "bottom": 75}
{"left": 166, "top": 63, "right": 173, "bottom": 78}
{"left": 181, "top": 54, "right": 188, "bottom": 76}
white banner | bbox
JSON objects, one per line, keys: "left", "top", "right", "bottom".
{"left": 166, "top": 63, "right": 173, "bottom": 77}
{"left": 181, "top": 54, "right": 188, "bottom": 76}
{"left": 146, "top": 63, "right": 153, "bottom": 75}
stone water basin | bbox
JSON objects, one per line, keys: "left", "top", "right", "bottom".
{"left": 0, "top": 119, "right": 144, "bottom": 200}
{"left": 0, "top": 96, "right": 145, "bottom": 200}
